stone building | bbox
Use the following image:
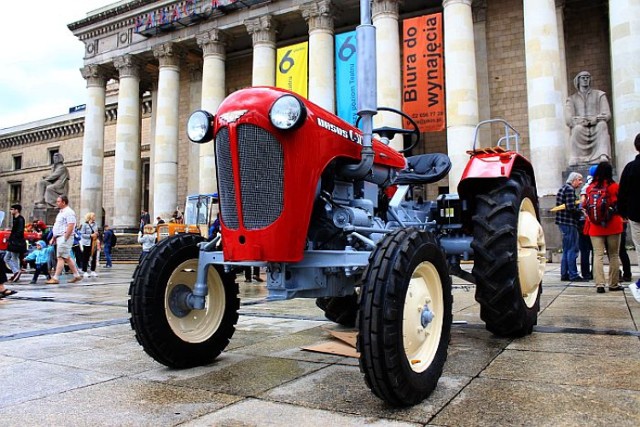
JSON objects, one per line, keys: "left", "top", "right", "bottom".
{"left": 0, "top": 0, "right": 638, "bottom": 249}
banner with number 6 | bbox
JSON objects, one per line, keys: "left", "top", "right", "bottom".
{"left": 335, "top": 31, "right": 358, "bottom": 125}
{"left": 276, "top": 41, "right": 309, "bottom": 98}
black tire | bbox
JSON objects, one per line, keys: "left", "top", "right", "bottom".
{"left": 315, "top": 294, "right": 358, "bottom": 327}
{"left": 128, "top": 234, "right": 239, "bottom": 368}
{"left": 471, "top": 170, "right": 546, "bottom": 337}
{"left": 358, "top": 228, "right": 452, "bottom": 407}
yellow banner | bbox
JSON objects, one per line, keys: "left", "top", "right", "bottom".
{"left": 276, "top": 41, "right": 308, "bottom": 97}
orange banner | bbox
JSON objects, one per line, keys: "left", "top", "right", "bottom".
{"left": 402, "top": 14, "right": 445, "bottom": 132}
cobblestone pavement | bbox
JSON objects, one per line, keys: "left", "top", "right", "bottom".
{"left": 1, "top": 261, "right": 639, "bottom": 426}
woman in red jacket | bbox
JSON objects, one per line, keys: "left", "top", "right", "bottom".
{"left": 582, "top": 161, "right": 624, "bottom": 293}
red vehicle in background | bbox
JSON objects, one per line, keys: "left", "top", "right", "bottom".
{"left": 0, "top": 212, "right": 43, "bottom": 254}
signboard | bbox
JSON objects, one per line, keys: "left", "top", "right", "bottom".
{"left": 402, "top": 14, "right": 445, "bottom": 132}
{"left": 276, "top": 41, "right": 309, "bottom": 98}
{"left": 134, "top": 0, "right": 271, "bottom": 36}
{"left": 335, "top": 31, "right": 358, "bottom": 125}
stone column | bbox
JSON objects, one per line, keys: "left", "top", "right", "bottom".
{"left": 79, "top": 65, "right": 107, "bottom": 219}
{"left": 188, "top": 63, "right": 202, "bottom": 197}
{"left": 152, "top": 43, "right": 182, "bottom": 220}
{"left": 443, "top": 0, "right": 479, "bottom": 189}
{"left": 372, "top": 0, "right": 403, "bottom": 150}
{"left": 302, "top": 0, "right": 335, "bottom": 113}
{"left": 245, "top": 15, "right": 277, "bottom": 86}
{"left": 609, "top": 0, "right": 640, "bottom": 169}
{"left": 523, "top": 0, "right": 565, "bottom": 196}
{"left": 197, "top": 29, "right": 228, "bottom": 195}
{"left": 113, "top": 55, "right": 142, "bottom": 230}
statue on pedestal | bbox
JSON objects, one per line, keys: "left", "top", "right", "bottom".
{"left": 565, "top": 71, "right": 612, "bottom": 166}
{"left": 34, "top": 153, "right": 70, "bottom": 208}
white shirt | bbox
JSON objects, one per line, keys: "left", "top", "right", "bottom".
{"left": 52, "top": 206, "right": 77, "bottom": 237}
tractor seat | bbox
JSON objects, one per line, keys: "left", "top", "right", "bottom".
{"left": 394, "top": 153, "right": 452, "bottom": 185}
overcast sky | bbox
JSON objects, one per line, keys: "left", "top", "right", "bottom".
{"left": 0, "top": 0, "right": 113, "bottom": 129}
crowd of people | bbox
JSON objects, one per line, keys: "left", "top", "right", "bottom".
{"left": 555, "top": 133, "right": 640, "bottom": 301}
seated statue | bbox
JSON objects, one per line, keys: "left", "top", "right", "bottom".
{"left": 35, "top": 153, "right": 70, "bottom": 208}
{"left": 565, "top": 71, "right": 612, "bottom": 166}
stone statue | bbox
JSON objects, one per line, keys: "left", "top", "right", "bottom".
{"left": 35, "top": 153, "right": 70, "bottom": 208}
{"left": 565, "top": 71, "right": 612, "bottom": 166}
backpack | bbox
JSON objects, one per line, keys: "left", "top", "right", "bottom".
{"left": 585, "top": 184, "right": 613, "bottom": 226}
{"left": 111, "top": 232, "right": 118, "bottom": 248}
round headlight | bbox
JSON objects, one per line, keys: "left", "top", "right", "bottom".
{"left": 269, "top": 95, "right": 306, "bottom": 130}
{"left": 187, "top": 110, "right": 214, "bottom": 143}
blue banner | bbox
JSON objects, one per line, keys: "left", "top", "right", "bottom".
{"left": 335, "top": 31, "right": 358, "bottom": 125}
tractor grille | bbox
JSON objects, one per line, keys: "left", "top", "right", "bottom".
{"left": 215, "top": 127, "right": 239, "bottom": 229}
{"left": 215, "top": 124, "right": 284, "bottom": 230}
{"left": 237, "top": 124, "right": 283, "bottom": 229}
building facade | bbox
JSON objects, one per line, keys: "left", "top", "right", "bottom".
{"left": 0, "top": 0, "right": 638, "bottom": 248}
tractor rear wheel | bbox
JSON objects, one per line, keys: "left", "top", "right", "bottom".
{"left": 128, "top": 234, "right": 239, "bottom": 368}
{"left": 471, "top": 170, "right": 546, "bottom": 337}
{"left": 358, "top": 228, "right": 452, "bottom": 406}
{"left": 315, "top": 294, "right": 358, "bottom": 327}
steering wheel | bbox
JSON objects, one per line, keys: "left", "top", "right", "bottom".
{"left": 356, "top": 107, "right": 421, "bottom": 154}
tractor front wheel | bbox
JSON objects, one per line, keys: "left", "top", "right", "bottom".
{"left": 128, "top": 234, "right": 239, "bottom": 368}
{"left": 358, "top": 228, "right": 452, "bottom": 406}
{"left": 471, "top": 170, "right": 546, "bottom": 337}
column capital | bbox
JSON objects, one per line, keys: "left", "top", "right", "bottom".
{"left": 114, "top": 54, "right": 143, "bottom": 79}
{"left": 80, "top": 64, "right": 108, "bottom": 88}
{"left": 372, "top": 0, "right": 401, "bottom": 18}
{"left": 196, "top": 29, "right": 229, "bottom": 58}
{"left": 443, "top": 0, "right": 473, "bottom": 8}
{"left": 301, "top": 1, "right": 334, "bottom": 33}
{"left": 245, "top": 15, "right": 277, "bottom": 46}
{"left": 153, "top": 42, "right": 183, "bottom": 68}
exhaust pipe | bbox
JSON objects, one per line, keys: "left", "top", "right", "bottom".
{"left": 340, "top": 0, "right": 377, "bottom": 179}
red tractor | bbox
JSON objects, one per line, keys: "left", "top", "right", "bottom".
{"left": 129, "top": 2, "right": 546, "bottom": 407}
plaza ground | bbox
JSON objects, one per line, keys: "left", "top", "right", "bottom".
{"left": 0, "top": 261, "right": 639, "bottom": 426}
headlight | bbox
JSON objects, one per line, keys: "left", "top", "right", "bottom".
{"left": 269, "top": 95, "right": 306, "bottom": 130}
{"left": 187, "top": 110, "right": 214, "bottom": 143}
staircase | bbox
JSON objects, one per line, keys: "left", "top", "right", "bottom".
{"left": 99, "top": 233, "right": 142, "bottom": 263}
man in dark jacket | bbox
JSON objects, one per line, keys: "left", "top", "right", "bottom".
{"left": 618, "top": 133, "right": 640, "bottom": 300}
{"left": 5, "top": 204, "right": 26, "bottom": 282}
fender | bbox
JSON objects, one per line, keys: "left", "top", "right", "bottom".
{"left": 457, "top": 151, "right": 537, "bottom": 199}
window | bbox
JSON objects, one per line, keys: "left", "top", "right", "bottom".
{"left": 49, "top": 148, "right": 60, "bottom": 164}
{"left": 13, "top": 155, "right": 22, "bottom": 170}
{"left": 9, "top": 182, "right": 21, "bottom": 205}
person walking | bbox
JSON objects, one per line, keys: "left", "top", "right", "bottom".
{"left": 46, "top": 195, "right": 82, "bottom": 284}
{"left": 0, "top": 259, "right": 17, "bottom": 299}
{"left": 5, "top": 204, "right": 26, "bottom": 283}
{"left": 578, "top": 165, "right": 597, "bottom": 280}
{"left": 618, "top": 133, "right": 640, "bottom": 302}
{"left": 555, "top": 172, "right": 586, "bottom": 282}
{"left": 79, "top": 212, "right": 100, "bottom": 278}
{"left": 102, "top": 224, "right": 114, "bottom": 268}
{"left": 582, "top": 162, "right": 623, "bottom": 293}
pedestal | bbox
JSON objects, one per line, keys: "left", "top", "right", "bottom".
{"left": 32, "top": 207, "right": 59, "bottom": 225}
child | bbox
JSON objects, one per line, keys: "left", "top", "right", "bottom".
{"left": 24, "top": 240, "right": 53, "bottom": 284}
{"left": 137, "top": 224, "right": 157, "bottom": 262}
